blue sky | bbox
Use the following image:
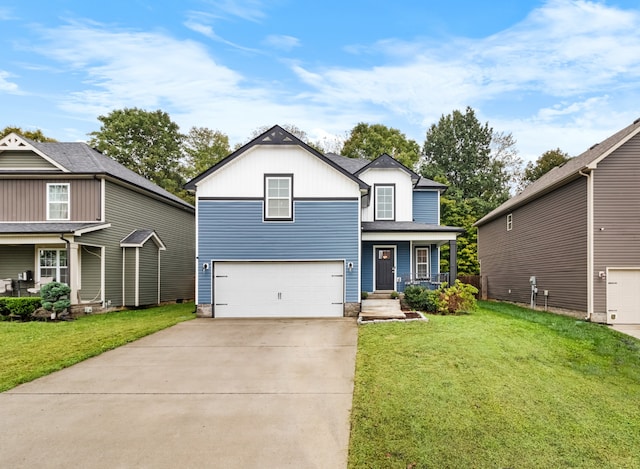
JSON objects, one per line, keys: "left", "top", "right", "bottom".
{"left": 2, "top": 0, "right": 640, "bottom": 162}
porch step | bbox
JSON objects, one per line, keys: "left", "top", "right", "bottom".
{"left": 360, "top": 298, "right": 405, "bottom": 320}
{"left": 367, "top": 291, "right": 396, "bottom": 300}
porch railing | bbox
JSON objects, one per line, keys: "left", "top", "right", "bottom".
{"left": 398, "top": 273, "right": 450, "bottom": 290}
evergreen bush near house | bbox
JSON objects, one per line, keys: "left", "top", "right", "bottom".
{"left": 0, "top": 298, "right": 42, "bottom": 321}
{"left": 40, "top": 282, "right": 71, "bottom": 319}
{"left": 361, "top": 291, "right": 369, "bottom": 300}
{"left": 403, "top": 285, "right": 441, "bottom": 313}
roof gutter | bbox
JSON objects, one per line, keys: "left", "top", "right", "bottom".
{"left": 579, "top": 169, "right": 593, "bottom": 321}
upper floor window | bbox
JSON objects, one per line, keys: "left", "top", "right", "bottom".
{"left": 264, "top": 175, "right": 293, "bottom": 221}
{"left": 47, "top": 183, "right": 70, "bottom": 220}
{"left": 506, "top": 213, "right": 513, "bottom": 231}
{"left": 375, "top": 185, "right": 395, "bottom": 220}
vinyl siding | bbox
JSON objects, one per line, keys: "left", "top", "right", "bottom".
{"left": 138, "top": 242, "right": 159, "bottom": 305}
{"left": 197, "top": 200, "right": 360, "bottom": 304}
{"left": 0, "top": 150, "right": 58, "bottom": 170}
{"left": 123, "top": 248, "right": 136, "bottom": 306}
{"left": 78, "top": 245, "right": 101, "bottom": 302}
{"left": 478, "top": 177, "right": 587, "bottom": 311}
{"left": 0, "top": 179, "right": 100, "bottom": 222}
{"left": 80, "top": 181, "right": 194, "bottom": 306}
{"left": 413, "top": 191, "right": 439, "bottom": 224}
{"left": 0, "top": 245, "right": 34, "bottom": 280}
{"left": 593, "top": 133, "right": 640, "bottom": 314}
{"left": 361, "top": 241, "right": 410, "bottom": 292}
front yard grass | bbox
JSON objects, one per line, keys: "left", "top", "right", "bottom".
{"left": 0, "top": 302, "right": 195, "bottom": 392}
{"left": 349, "top": 301, "right": 640, "bottom": 468}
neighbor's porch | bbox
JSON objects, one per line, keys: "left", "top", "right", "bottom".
{"left": 0, "top": 236, "right": 103, "bottom": 305}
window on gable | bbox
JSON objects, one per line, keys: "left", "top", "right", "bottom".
{"left": 415, "top": 247, "right": 430, "bottom": 280}
{"left": 506, "top": 213, "right": 513, "bottom": 231}
{"left": 265, "top": 175, "right": 293, "bottom": 221}
{"left": 47, "top": 183, "right": 70, "bottom": 220}
{"left": 375, "top": 185, "right": 395, "bottom": 220}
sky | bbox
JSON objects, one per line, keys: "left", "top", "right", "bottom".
{"left": 2, "top": 0, "right": 640, "bottom": 162}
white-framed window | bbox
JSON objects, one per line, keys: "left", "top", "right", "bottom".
{"left": 264, "top": 175, "right": 293, "bottom": 221}
{"left": 506, "top": 213, "right": 513, "bottom": 231}
{"left": 375, "top": 185, "right": 395, "bottom": 220}
{"left": 415, "top": 247, "right": 430, "bottom": 280}
{"left": 38, "top": 248, "right": 68, "bottom": 284}
{"left": 47, "top": 183, "right": 70, "bottom": 220}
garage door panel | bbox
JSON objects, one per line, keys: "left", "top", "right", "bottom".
{"left": 213, "top": 261, "right": 344, "bottom": 318}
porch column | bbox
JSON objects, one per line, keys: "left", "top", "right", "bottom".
{"left": 449, "top": 239, "right": 457, "bottom": 286}
{"left": 69, "top": 242, "right": 80, "bottom": 305}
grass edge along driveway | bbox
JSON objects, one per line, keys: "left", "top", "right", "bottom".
{"left": 349, "top": 300, "right": 640, "bottom": 469}
{"left": 0, "top": 302, "right": 195, "bottom": 393}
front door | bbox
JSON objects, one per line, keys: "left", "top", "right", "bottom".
{"left": 375, "top": 248, "right": 395, "bottom": 290}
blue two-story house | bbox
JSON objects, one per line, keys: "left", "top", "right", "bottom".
{"left": 185, "top": 125, "right": 462, "bottom": 318}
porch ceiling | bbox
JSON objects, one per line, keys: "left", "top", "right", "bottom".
{"left": 361, "top": 221, "right": 463, "bottom": 242}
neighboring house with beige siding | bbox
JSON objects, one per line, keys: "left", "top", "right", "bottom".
{"left": 476, "top": 118, "right": 640, "bottom": 324}
{"left": 0, "top": 133, "right": 194, "bottom": 311}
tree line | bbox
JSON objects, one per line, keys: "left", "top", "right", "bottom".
{"left": 2, "top": 107, "right": 571, "bottom": 275}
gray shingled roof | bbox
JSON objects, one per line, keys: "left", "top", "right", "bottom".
{"left": 362, "top": 221, "right": 464, "bottom": 233}
{"left": 120, "top": 229, "right": 165, "bottom": 249}
{"left": 324, "top": 153, "right": 371, "bottom": 173}
{"left": 26, "top": 140, "right": 193, "bottom": 210}
{"left": 325, "top": 152, "right": 446, "bottom": 191}
{"left": 0, "top": 222, "right": 107, "bottom": 234}
{"left": 476, "top": 118, "right": 640, "bottom": 227}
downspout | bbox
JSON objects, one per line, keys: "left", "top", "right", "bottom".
{"left": 579, "top": 170, "right": 593, "bottom": 321}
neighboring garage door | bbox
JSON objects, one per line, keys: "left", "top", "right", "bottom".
{"left": 213, "top": 261, "right": 344, "bottom": 318}
{"left": 607, "top": 269, "right": 640, "bottom": 324}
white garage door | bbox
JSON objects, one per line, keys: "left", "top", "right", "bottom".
{"left": 213, "top": 261, "right": 344, "bottom": 318}
{"left": 607, "top": 269, "right": 640, "bottom": 324}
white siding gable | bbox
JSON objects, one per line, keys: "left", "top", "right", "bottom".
{"left": 359, "top": 168, "right": 413, "bottom": 222}
{"left": 197, "top": 145, "right": 361, "bottom": 199}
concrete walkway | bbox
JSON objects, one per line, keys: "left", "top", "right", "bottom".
{"left": 611, "top": 324, "right": 640, "bottom": 340}
{"left": 0, "top": 318, "right": 358, "bottom": 469}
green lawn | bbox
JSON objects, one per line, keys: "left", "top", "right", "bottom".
{"left": 349, "top": 301, "right": 640, "bottom": 468}
{"left": 0, "top": 302, "right": 195, "bottom": 392}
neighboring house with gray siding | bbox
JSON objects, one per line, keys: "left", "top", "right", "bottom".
{"left": 185, "top": 125, "right": 462, "bottom": 318}
{"left": 476, "top": 118, "right": 640, "bottom": 325}
{"left": 0, "top": 133, "right": 195, "bottom": 310}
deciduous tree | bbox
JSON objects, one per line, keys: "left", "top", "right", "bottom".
{"left": 522, "top": 148, "right": 571, "bottom": 187}
{"left": 341, "top": 123, "right": 420, "bottom": 169}
{"left": 183, "top": 126, "right": 230, "bottom": 179}
{"left": 88, "top": 108, "right": 186, "bottom": 197}
{"left": 1, "top": 126, "right": 56, "bottom": 142}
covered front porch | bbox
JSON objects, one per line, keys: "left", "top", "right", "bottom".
{"left": 0, "top": 224, "right": 106, "bottom": 305}
{"left": 360, "top": 221, "right": 463, "bottom": 293}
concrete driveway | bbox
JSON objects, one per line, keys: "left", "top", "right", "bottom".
{"left": 0, "top": 318, "right": 358, "bottom": 468}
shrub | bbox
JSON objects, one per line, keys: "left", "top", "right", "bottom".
{"left": 361, "top": 291, "right": 369, "bottom": 300}
{"left": 40, "top": 282, "right": 71, "bottom": 318}
{"left": 439, "top": 280, "right": 479, "bottom": 314}
{"left": 0, "top": 297, "right": 42, "bottom": 321}
{"left": 390, "top": 291, "right": 399, "bottom": 299}
{"left": 403, "top": 285, "right": 442, "bottom": 313}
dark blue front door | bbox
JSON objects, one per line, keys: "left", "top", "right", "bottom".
{"left": 375, "top": 248, "right": 395, "bottom": 290}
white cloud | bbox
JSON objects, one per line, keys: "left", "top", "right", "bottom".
{"left": 263, "top": 34, "right": 300, "bottom": 51}
{"left": 204, "top": 0, "right": 267, "bottom": 22}
{"left": 0, "top": 70, "right": 20, "bottom": 93}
